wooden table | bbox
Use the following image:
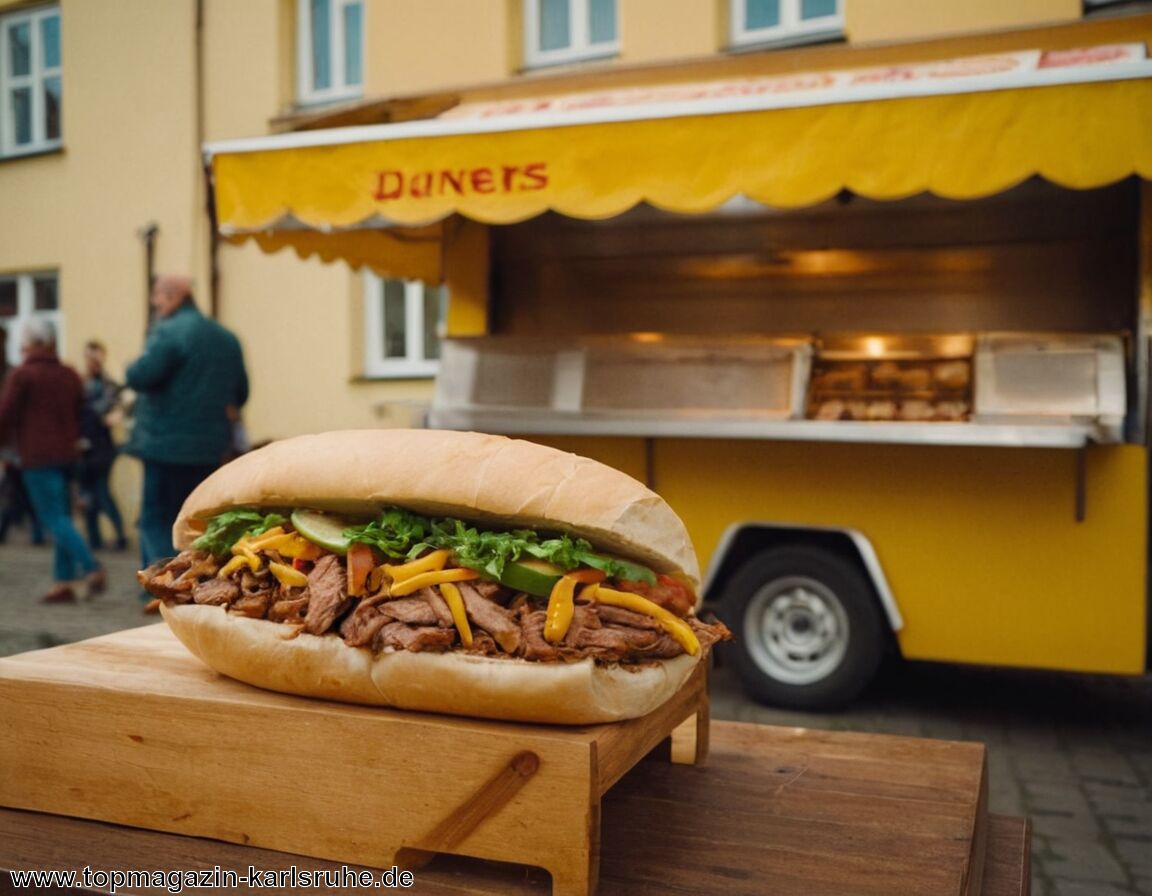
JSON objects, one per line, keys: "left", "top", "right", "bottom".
{"left": 0, "top": 628, "right": 1030, "bottom": 895}
{"left": 0, "top": 723, "right": 1028, "bottom": 895}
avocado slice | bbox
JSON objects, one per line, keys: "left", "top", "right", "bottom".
{"left": 498, "top": 559, "right": 564, "bottom": 598}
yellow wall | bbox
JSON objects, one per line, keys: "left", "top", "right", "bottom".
{"left": 369, "top": 0, "right": 511, "bottom": 95}
{"left": 847, "top": 0, "right": 1081, "bottom": 45}
{"left": 0, "top": 0, "right": 208, "bottom": 526}
{"left": 1, "top": 0, "right": 1139, "bottom": 550}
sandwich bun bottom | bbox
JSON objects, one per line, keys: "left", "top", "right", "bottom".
{"left": 160, "top": 603, "right": 700, "bottom": 725}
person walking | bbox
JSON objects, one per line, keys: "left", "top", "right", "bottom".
{"left": 0, "top": 326, "right": 46, "bottom": 546}
{"left": 125, "top": 274, "right": 248, "bottom": 583}
{"left": 0, "top": 319, "right": 106, "bottom": 603}
{"left": 78, "top": 339, "right": 128, "bottom": 551}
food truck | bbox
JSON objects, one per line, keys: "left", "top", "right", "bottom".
{"left": 206, "top": 39, "right": 1152, "bottom": 709}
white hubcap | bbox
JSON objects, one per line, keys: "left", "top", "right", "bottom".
{"left": 744, "top": 575, "right": 850, "bottom": 686}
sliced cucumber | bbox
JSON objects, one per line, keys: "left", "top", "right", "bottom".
{"left": 498, "top": 559, "right": 564, "bottom": 598}
{"left": 290, "top": 509, "right": 359, "bottom": 556}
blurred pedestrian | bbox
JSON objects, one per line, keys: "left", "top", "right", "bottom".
{"left": 0, "top": 319, "right": 106, "bottom": 603}
{"left": 125, "top": 274, "right": 248, "bottom": 586}
{"left": 0, "top": 327, "right": 46, "bottom": 545}
{"left": 78, "top": 340, "right": 128, "bottom": 551}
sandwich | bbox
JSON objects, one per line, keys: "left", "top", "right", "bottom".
{"left": 138, "top": 429, "right": 730, "bottom": 724}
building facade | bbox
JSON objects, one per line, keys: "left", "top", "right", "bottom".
{"left": 0, "top": 0, "right": 1144, "bottom": 525}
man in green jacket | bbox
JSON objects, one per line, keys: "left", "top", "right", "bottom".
{"left": 125, "top": 274, "right": 249, "bottom": 576}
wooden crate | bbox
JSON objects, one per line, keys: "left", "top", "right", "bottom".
{"left": 0, "top": 625, "right": 709, "bottom": 896}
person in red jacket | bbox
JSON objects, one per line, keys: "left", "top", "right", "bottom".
{"left": 0, "top": 319, "right": 106, "bottom": 603}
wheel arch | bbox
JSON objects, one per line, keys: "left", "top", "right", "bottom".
{"left": 701, "top": 523, "right": 904, "bottom": 634}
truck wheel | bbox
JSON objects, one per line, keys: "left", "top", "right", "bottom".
{"left": 721, "top": 544, "right": 886, "bottom": 711}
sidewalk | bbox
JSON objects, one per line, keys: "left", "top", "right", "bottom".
{"left": 0, "top": 539, "right": 154, "bottom": 658}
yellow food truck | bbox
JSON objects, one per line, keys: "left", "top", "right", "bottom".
{"left": 206, "top": 40, "right": 1152, "bottom": 708}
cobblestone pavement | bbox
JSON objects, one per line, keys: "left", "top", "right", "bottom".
{"left": 2, "top": 537, "right": 1150, "bottom": 894}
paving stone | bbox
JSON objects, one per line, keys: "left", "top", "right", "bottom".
{"left": 1114, "top": 838, "right": 1152, "bottom": 876}
{"left": 1014, "top": 748, "right": 1079, "bottom": 785}
{"left": 1049, "top": 881, "right": 1140, "bottom": 896}
{"left": 1043, "top": 839, "right": 1129, "bottom": 884}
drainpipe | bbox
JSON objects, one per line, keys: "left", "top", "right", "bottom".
{"left": 194, "top": 0, "right": 219, "bottom": 318}
{"left": 138, "top": 222, "right": 159, "bottom": 333}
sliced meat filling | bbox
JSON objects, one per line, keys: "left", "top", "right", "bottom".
{"left": 457, "top": 582, "right": 521, "bottom": 653}
{"left": 303, "top": 554, "right": 351, "bottom": 636}
{"left": 140, "top": 548, "right": 730, "bottom": 665}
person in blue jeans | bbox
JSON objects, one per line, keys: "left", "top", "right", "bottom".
{"left": 0, "top": 319, "right": 106, "bottom": 603}
{"left": 78, "top": 340, "right": 128, "bottom": 551}
{"left": 125, "top": 275, "right": 248, "bottom": 607}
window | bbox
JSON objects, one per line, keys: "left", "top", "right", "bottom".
{"left": 524, "top": 0, "right": 618, "bottom": 69}
{"left": 0, "top": 5, "right": 61, "bottom": 157}
{"left": 363, "top": 275, "right": 446, "bottom": 378}
{"left": 730, "top": 0, "right": 842, "bottom": 49}
{"left": 0, "top": 271, "right": 60, "bottom": 366}
{"left": 297, "top": 0, "right": 363, "bottom": 105}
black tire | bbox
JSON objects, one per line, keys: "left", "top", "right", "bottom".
{"left": 719, "top": 544, "right": 887, "bottom": 711}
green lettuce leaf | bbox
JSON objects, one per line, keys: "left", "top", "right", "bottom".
{"left": 192, "top": 509, "right": 287, "bottom": 557}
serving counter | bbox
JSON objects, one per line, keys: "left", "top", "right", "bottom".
{"left": 0, "top": 627, "right": 1029, "bottom": 895}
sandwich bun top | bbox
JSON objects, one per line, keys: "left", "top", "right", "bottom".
{"left": 174, "top": 429, "right": 700, "bottom": 584}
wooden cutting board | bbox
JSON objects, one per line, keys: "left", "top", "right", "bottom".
{"left": 0, "top": 624, "right": 709, "bottom": 896}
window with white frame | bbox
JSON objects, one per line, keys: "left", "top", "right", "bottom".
{"left": 0, "top": 5, "right": 61, "bottom": 158}
{"left": 730, "top": 0, "right": 842, "bottom": 49}
{"left": 0, "top": 272, "right": 60, "bottom": 367}
{"left": 363, "top": 275, "right": 446, "bottom": 378}
{"left": 524, "top": 0, "right": 618, "bottom": 69}
{"left": 297, "top": 0, "right": 363, "bottom": 105}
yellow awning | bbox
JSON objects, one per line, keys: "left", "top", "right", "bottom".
{"left": 208, "top": 64, "right": 1152, "bottom": 272}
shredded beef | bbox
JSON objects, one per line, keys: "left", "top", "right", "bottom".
{"left": 560, "top": 605, "right": 601, "bottom": 648}
{"left": 137, "top": 560, "right": 192, "bottom": 604}
{"left": 268, "top": 596, "right": 309, "bottom": 624}
{"left": 377, "top": 596, "right": 439, "bottom": 626}
{"left": 192, "top": 578, "right": 240, "bottom": 607}
{"left": 469, "top": 579, "right": 507, "bottom": 602}
{"left": 458, "top": 582, "right": 521, "bottom": 653}
{"left": 174, "top": 552, "right": 220, "bottom": 586}
{"left": 465, "top": 630, "right": 500, "bottom": 656}
{"left": 376, "top": 622, "right": 455, "bottom": 653}
{"left": 136, "top": 546, "right": 732, "bottom": 667}
{"left": 231, "top": 591, "right": 272, "bottom": 619}
{"left": 594, "top": 605, "right": 661, "bottom": 631}
{"left": 419, "top": 587, "right": 454, "bottom": 627}
{"left": 303, "top": 554, "right": 350, "bottom": 635}
{"left": 517, "top": 609, "right": 563, "bottom": 662}
{"left": 340, "top": 604, "right": 389, "bottom": 647}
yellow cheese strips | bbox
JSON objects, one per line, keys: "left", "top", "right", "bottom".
{"left": 389, "top": 567, "right": 480, "bottom": 597}
{"left": 269, "top": 561, "right": 309, "bottom": 588}
{"left": 217, "top": 554, "right": 252, "bottom": 578}
{"left": 382, "top": 549, "right": 451, "bottom": 584}
{"left": 585, "top": 585, "right": 701, "bottom": 656}
{"left": 243, "top": 527, "right": 287, "bottom": 550}
{"left": 438, "top": 582, "right": 473, "bottom": 648}
{"left": 544, "top": 575, "right": 579, "bottom": 644}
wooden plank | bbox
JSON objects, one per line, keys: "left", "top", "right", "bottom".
{"left": 0, "top": 720, "right": 1023, "bottom": 896}
{"left": 982, "top": 815, "right": 1032, "bottom": 896}
{"left": 0, "top": 625, "right": 708, "bottom": 896}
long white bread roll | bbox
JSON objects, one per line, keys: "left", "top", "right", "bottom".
{"left": 155, "top": 429, "right": 712, "bottom": 724}
{"left": 174, "top": 429, "right": 699, "bottom": 584}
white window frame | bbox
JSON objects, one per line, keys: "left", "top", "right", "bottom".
{"left": 730, "top": 0, "right": 843, "bottom": 49}
{"left": 296, "top": 0, "right": 363, "bottom": 106}
{"left": 0, "top": 5, "right": 61, "bottom": 158}
{"left": 0, "top": 271, "right": 61, "bottom": 367}
{"left": 363, "top": 274, "right": 445, "bottom": 379}
{"left": 523, "top": 0, "right": 619, "bottom": 69}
